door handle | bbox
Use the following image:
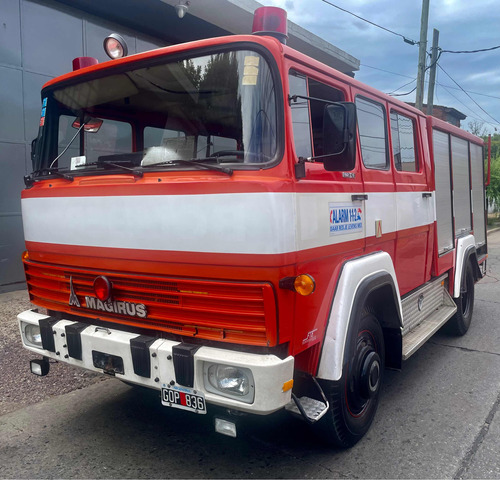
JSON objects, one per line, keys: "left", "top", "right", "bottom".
{"left": 422, "top": 192, "right": 432, "bottom": 198}
{"left": 351, "top": 194, "right": 368, "bottom": 201}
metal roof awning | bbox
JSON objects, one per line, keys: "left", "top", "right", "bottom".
{"left": 55, "top": 0, "right": 359, "bottom": 75}
{"left": 160, "top": 0, "right": 360, "bottom": 75}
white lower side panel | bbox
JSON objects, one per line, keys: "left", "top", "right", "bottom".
{"left": 18, "top": 310, "right": 294, "bottom": 415}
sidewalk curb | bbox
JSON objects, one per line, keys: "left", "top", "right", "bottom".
{"left": 487, "top": 227, "right": 500, "bottom": 235}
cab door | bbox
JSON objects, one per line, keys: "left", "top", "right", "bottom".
{"left": 389, "top": 109, "right": 432, "bottom": 294}
{"left": 353, "top": 92, "right": 396, "bottom": 274}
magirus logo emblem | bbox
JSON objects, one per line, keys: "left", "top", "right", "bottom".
{"left": 69, "top": 276, "right": 81, "bottom": 307}
{"left": 68, "top": 276, "right": 147, "bottom": 318}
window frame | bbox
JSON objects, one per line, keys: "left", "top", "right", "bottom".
{"left": 355, "top": 95, "right": 390, "bottom": 171}
{"left": 389, "top": 108, "right": 420, "bottom": 174}
{"left": 36, "top": 42, "right": 285, "bottom": 175}
{"left": 287, "top": 68, "right": 349, "bottom": 164}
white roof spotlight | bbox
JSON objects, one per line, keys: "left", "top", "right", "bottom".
{"left": 103, "top": 33, "right": 128, "bottom": 59}
{"left": 175, "top": 1, "right": 190, "bottom": 19}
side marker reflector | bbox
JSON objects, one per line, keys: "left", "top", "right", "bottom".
{"left": 282, "top": 379, "right": 294, "bottom": 392}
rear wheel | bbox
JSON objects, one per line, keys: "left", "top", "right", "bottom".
{"left": 447, "top": 261, "right": 475, "bottom": 336}
{"left": 316, "top": 311, "right": 384, "bottom": 448}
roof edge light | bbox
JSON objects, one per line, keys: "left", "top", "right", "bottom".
{"left": 252, "top": 6, "right": 288, "bottom": 45}
{"left": 72, "top": 57, "right": 98, "bottom": 71}
{"left": 103, "top": 33, "right": 129, "bottom": 59}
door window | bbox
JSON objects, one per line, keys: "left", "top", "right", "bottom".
{"left": 355, "top": 96, "right": 388, "bottom": 170}
{"left": 390, "top": 111, "right": 418, "bottom": 172}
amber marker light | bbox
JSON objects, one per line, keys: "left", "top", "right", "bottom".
{"left": 22, "top": 251, "right": 29, "bottom": 261}
{"left": 294, "top": 274, "right": 316, "bottom": 296}
{"left": 279, "top": 274, "right": 316, "bottom": 296}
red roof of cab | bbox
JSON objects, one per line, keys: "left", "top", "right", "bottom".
{"left": 42, "top": 34, "right": 285, "bottom": 91}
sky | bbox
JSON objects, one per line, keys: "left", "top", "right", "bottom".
{"left": 266, "top": 0, "right": 500, "bottom": 134}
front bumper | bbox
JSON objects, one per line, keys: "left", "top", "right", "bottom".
{"left": 18, "top": 309, "right": 294, "bottom": 415}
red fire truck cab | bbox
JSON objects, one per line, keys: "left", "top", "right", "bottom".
{"left": 18, "top": 7, "right": 487, "bottom": 447}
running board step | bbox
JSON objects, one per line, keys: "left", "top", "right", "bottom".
{"left": 285, "top": 396, "right": 329, "bottom": 423}
{"left": 402, "top": 301, "right": 457, "bottom": 360}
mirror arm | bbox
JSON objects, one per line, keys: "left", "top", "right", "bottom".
{"left": 301, "top": 143, "right": 348, "bottom": 164}
{"left": 288, "top": 94, "right": 344, "bottom": 107}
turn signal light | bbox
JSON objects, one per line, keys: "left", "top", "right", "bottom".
{"left": 22, "top": 250, "right": 29, "bottom": 261}
{"left": 93, "top": 276, "right": 112, "bottom": 301}
{"left": 294, "top": 274, "right": 315, "bottom": 296}
{"left": 279, "top": 274, "right": 316, "bottom": 296}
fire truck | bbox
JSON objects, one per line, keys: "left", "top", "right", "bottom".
{"left": 18, "top": 7, "right": 488, "bottom": 447}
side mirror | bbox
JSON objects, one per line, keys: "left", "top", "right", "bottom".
{"left": 322, "top": 102, "right": 357, "bottom": 171}
{"left": 72, "top": 117, "right": 103, "bottom": 133}
{"left": 30, "top": 138, "right": 38, "bottom": 163}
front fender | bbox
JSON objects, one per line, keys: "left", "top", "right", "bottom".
{"left": 316, "top": 251, "right": 402, "bottom": 381}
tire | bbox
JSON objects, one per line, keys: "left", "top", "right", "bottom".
{"left": 315, "top": 311, "right": 385, "bottom": 448}
{"left": 447, "top": 261, "right": 475, "bottom": 336}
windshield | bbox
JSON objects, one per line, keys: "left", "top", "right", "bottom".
{"left": 33, "top": 48, "right": 279, "bottom": 176}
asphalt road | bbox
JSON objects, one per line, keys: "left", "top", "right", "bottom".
{"left": 1, "top": 232, "right": 499, "bottom": 479}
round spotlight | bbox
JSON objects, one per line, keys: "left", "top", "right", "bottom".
{"left": 93, "top": 276, "right": 112, "bottom": 302}
{"left": 103, "top": 33, "right": 128, "bottom": 59}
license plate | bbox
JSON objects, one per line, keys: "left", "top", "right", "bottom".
{"left": 161, "top": 385, "right": 207, "bottom": 414}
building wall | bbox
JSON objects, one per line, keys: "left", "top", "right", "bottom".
{"left": 0, "top": 0, "right": 166, "bottom": 291}
{"left": 430, "top": 107, "right": 462, "bottom": 128}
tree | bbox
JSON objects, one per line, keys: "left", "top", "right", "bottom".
{"left": 468, "top": 120, "right": 487, "bottom": 137}
{"left": 486, "top": 156, "right": 500, "bottom": 211}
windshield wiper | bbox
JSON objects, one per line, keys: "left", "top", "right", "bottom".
{"left": 142, "top": 158, "right": 233, "bottom": 176}
{"left": 98, "top": 161, "right": 143, "bottom": 177}
{"left": 24, "top": 168, "right": 74, "bottom": 188}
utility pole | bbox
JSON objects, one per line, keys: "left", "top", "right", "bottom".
{"left": 426, "top": 28, "right": 439, "bottom": 115}
{"left": 415, "top": 0, "right": 430, "bottom": 111}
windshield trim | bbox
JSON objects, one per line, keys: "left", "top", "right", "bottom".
{"left": 36, "top": 41, "right": 284, "bottom": 174}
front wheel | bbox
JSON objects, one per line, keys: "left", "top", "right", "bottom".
{"left": 315, "top": 312, "right": 385, "bottom": 448}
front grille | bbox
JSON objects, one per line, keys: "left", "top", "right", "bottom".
{"left": 24, "top": 261, "right": 277, "bottom": 346}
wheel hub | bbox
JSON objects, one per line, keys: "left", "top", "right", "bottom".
{"left": 359, "top": 351, "right": 381, "bottom": 399}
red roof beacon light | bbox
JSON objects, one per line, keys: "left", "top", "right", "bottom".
{"left": 72, "top": 57, "right": 98, "bottom": 71}
{"left": 93, "top": 276, "right": 112, "bottom": 302}
{"left": 103, "top": 33, "right": 129, "bottom": 59}
{"left": 252, "top": 6, "right": 288, "bottom": 44}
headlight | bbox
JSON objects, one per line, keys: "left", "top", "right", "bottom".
{"left": 204, "top": 363, "right": 255, "bottom": 403}
{"left": 24, "top": 323, "right": 42, "bottom": 347}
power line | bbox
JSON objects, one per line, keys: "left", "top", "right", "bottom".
{"left": 365, "top": 62, "right": 498, "bottom": 128}
{"left": 320, "top": 0, "right": 418, "bottom": 45}
{"left": 391, "top": 86, "right": 417, "bottom": 97}
{"left": 437, "top": 63, "right": 500, "bottom": 126}
{"left": 361, "top": 64, "right": 414, "bottom": 79}
{"left": 437, "top": 82, "right": 492, "bottom": 126}
{"left": 361, "top": 63, "right": 500, "bottom": 101}
{"left": 440, "top": 45, "right": 500, "bottom": 54}
{"left": 387, "top": 78, "right": 417, "bottom": 95}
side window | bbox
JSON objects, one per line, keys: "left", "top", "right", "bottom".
{"left": 308, "top": 78, "right": 344, "bottom": 157}
{"left": 390, "top": 111, "right": 418, "bottom": 172}
{"left": 288, "top": 71, "right": 312, "bottom": 159}
{"left": 355, "top": 96, "right": 388, "bottom": 170}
